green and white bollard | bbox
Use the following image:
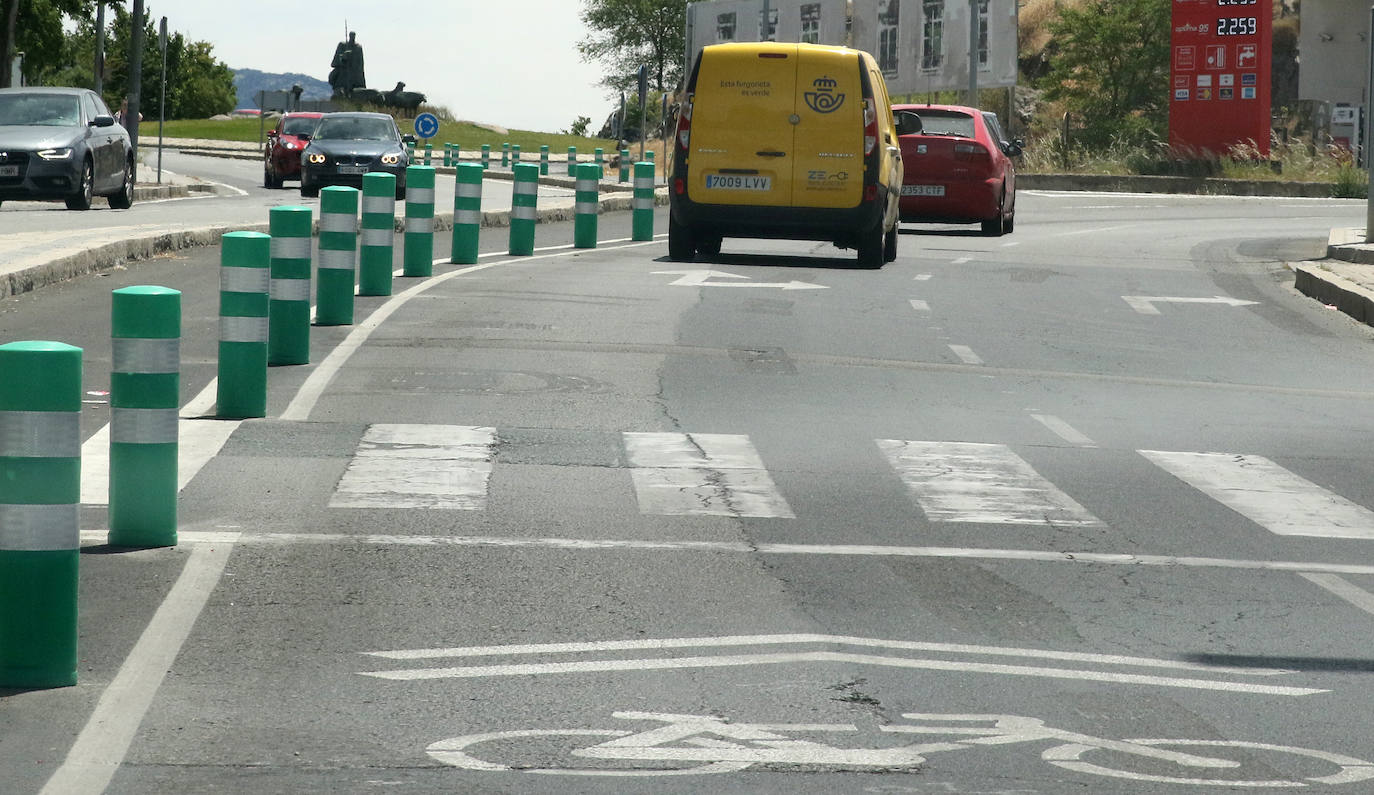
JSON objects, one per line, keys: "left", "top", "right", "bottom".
{"left": 595, "top": 148, "right": 604, "bottom": 171}
{"left": 404, "top": 165, "right": 436, "bottom": 277}
{"left": 647, "top": 150, "right": 656, "bottom": 164}
{"left": 509, "top": 162, "right": 539, "bottom": 256}
{"left": 109, "top": 285, "right": 180, "bottom": 548}
{"left": 408, "top": 140, "right": 416, "bottom": 161}
{"left": 619, "top": 149, "right": 631, "bottom": 183}
{"left": 316, "top": 186, "right": 358, "bottom": 326}
{"left": 268, "top": 206, "right": 313, "bottom": 366}
{"left": 501, "top": 142, "right": 509, "bottom": 168}
{"left": 574, "top": 163, "right": 599, "bottom": 249}
{"left": 217, "top": 232, "right": 270, "bottom": 419}
{"left": 0, "top": 340, "right": 81, "bottom": 688}
{"left": 632, "top": 162, "right": 655, "bottom": 241}
{"left": 539, "top": 145, "right": 549, "bottom": 176}
{"left": 443, "top": 143, "right": 452, "bottom": 167}
{"left": 359, "top": 172, "right": 396, "bottom": 297}
{"left": 567, "top": 146, "right": 577, "bottom": 176}
{"left": 452, "top": 163, "right": 484, "bottom": 265}
{"left": 424, "top": 142, "right": 433, "bottom": 166}
{"left": 512, "top": 144, "right": 521, "bottom": 166}
{"left": 481, "top": 144, "right": 491, "bottom": 170}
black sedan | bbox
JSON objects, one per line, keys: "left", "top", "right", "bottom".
{"left": 0, "top": 86, "right": 134, "bottom": 210}
{"left": 299, "top": 112, "right": 414, "bottom": 199}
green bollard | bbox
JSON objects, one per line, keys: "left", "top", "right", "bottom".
{"left": 268, "top": 205, "right": 313, "bottom": 366}
{"left": 632, "top": 162, "right": 655, "bottom": 241}
{"left": 512, "top": 144, "right": 521, "bottom": 166}
{"left": 594, "top": 147, "right": 604, "bottom": 171}
{"left": 501, "top": 142, "right": 509, "bottom": 168}
{"left": 647, "top": 150, "right": 656, "bottom": 164}
{"left": 443, "top": 143, "right": 452, "bottom": 167}
{"left": 424, "top": 142, "right": 433, "bottom": 166}
{"left": 217, "top": 232, "right": 270, "bottom": 419}
{"left": 567, "top": 146, "right": 577, "bottom": 177}
{"left": 109, "top": 285, "right": 180, "bottom": 548}
{"left": 509, "top": 162, "right": 538, "bottom": 256}
{"left": 404, "top": 165, "right": 437, "bottom": 277}
{"left": 359, "top": 172, "right": 396, "bottom": 297}
{"left": 481, "top": 144, "right": 491, "bottom": 170}
{"left": 0, "top": 340, "right": 81, "bottom": 688}
{"left": 452, "top": 163, "right": 484, "bottom": 265}
{"left": 574, "top": 163, "right": 599, "bottom": 249}
{"left": 619, "top": 149, "right": 631, "bottom": 183}
{"left": 316, "top": 186, "right": 358, "bottom": 326}
{"left": 539, "top": 145, "right": 549, "bottom": 176}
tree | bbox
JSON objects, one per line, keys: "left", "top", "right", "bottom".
{"left": 0, "top": 0, "right": 108, "bottom": 87}
{"left": 1038, "top": 0, "right": 1170, "bottom": 148}
{"left": 578, "top": 0, "right": 688, "bottom": 96}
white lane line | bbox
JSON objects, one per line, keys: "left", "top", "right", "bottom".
{"left": 82, "top": 529, "right": 1374, "bottom": 576}
{"left": 357, "top": 649, "right": 1322, "bottom": 695}
{"left": 330, "top": 425, "right": 496, "bottom": 510}
{"left": 281, "top": 239, "right": 664, "bottom": 422}
{"left": 1030, "top": 414, "right": 1097, "bottom": 448}
{"left": 624, "top": 432, "right": 794, "bottom": 518}
{"left": 1140, "top": 451, "right": 1374, "bottom": 539}
{"left": 948, "top": 345, "right": 983, "bottom": 365}
{"left": 877, "top": 440, "right": 1103, "bottom": 526}
{"left": 1001, "top": 241, "right": 1020, "bottom": 247}
{"left": 363, "top": 633, "right": 1290, "bottom": 676}
{"left": 950, "top": 258, "right": 971, "bottom": 265}
{"left": 914, "top": 273, "right": 934, "bottom": 280}
{"left": 1299, "top": 573, "right": 1374, "bottom": 617}
{"left": 1043, "top": 224, "right": 1135, "bottom": 239}
{"left": 40, "top": 539, "right": 238, "bottom": 795}
{"left": 909, "top": 299, "right": 930, "bottom": 312}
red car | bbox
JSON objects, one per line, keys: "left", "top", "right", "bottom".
{"left": 263, "top": 111, "right": 323, "bottom": 188}
{"left": 893, "top": 104, "right": 1021, "bottom": 236}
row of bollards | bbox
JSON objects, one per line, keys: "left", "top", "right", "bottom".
{"left": 1, "top": 159, "right": 660, "bottom": 688}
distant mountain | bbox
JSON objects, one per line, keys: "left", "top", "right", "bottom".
{"left": 232, "top": 69, "right": 333, "bottom": 110}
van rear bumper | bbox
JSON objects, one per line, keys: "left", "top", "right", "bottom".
{"left": 671, "top": 192, "right": 888, "bottom": 247}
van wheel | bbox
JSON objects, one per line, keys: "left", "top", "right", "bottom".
{"left": 697, "top": 235, "right": 722, "bottom": 257}
{"left": 882, "top": 225, "right": 898, "bottom": 262}
{"left": 856, "top": 224, "right": 884, "bottom": 268}
{"left": 668, "top": 214, "right": 696, "bottom": 261}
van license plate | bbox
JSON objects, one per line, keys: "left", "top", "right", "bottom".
{"left": 0, "top": 166, "right": 17, "bottom": 177}
{"left": 901, "top": 184, "right": 945, "bottom": 197}
{"left": 706, "top": 174, "right": 771, "bottom": 191}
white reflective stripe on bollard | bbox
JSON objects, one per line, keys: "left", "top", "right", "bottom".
{"left": 406, "top": 217, "right": 435, "bottom": 234}
{"left": 220, "top": 316, "right": 270, "bottom": 344}
{"left": 320, "top": 213, "right": 357, "bottom": 233}
{"left": 634, "top": 198, "right": 654, "bottom": 210}
{"left": 317, "top": 249, "right": 355, "bottom": 270}
{"left": 269, "top": 278, "right": 312, "bottom": 302}
{"left": 362, "top": 196, "right": 395, "bottom": 214}
{"left": 111, "top": 407, "right": 179, "bottom": 444}
{"left": 0, "top": 504, "right": 80, "bottom": 550}
{"left": 269, "top": 237, "right": 311, "bottom": 260}
{"left": 456, "top": 183, "right": 483, "bottom": 199}
{"left": 513, "top": 182, "right": 538, "bottom": 196}
{"left": 455, "top": 209, "right": 482, "bottom": 225}
{"left": 0, "top": 411, "right": 81, "bottom": 457}
{"left": 221, "top": 267, "right": 270, "bottom": 293}
{"left": 575, "top": 202, "right": 599, "bottom": 215}
{"left": 511, "top": 206, "right": 537, "bottom": 221}
{"left": 361, "top": 228, "right": 393, "bottom": 247}
{"left": 576, "top": 179, "right": 597, "bottom": 192}
{"left": 112, "top": 338, "right": 180, "bottom": 374}
{"left": 407, "top": 187, "right": 436, "bottom": 205}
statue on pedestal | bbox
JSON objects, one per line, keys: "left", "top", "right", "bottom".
{"left": 328, "top": 31, "right": 366, "bottom": 99}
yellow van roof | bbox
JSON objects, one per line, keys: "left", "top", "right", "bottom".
{"left": 701, "top": 41, "right": 860, "bottom": 58}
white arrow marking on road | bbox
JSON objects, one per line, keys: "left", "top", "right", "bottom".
{"left": 1122, "top": 295, "right": 1260, "bottom": 315}
{"left": 654, "top": 270, "right": 829, "bottom": 290}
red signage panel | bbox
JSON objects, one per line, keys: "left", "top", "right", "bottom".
{"left": 1169, "top": 0, "right": 1272, "bottom": 157}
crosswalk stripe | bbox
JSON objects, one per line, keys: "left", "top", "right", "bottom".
{"left": 877, "top": 440, "right": 1103, "bottom": 526}
{"left": 624, "top": 432, "right": 795, "bottom": 518}
{"left": 330, "top": 424, "right": 495, "bottom": 510}
{"left": 1140, "top": 450, "right": 1374, "bottom": 539}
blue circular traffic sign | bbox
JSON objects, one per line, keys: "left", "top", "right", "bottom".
{"left": 414, "top": 113, "right": 440, "bottom": 139}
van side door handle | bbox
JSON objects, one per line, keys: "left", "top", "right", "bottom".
{"left": 756, "top": 150, "right": 787, "bottom": 158}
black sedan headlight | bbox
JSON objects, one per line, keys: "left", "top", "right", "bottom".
{"left": 306, "top": 152, "right": 327, "bottom": 164}
{"left": 380, "top": 152, "right": 401, "bottom": 165}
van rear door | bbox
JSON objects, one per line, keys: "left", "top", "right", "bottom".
{"left": 687, "top": 43, "right": 798, "bottom": 208}
{"left": 793, "top": 48, "right": 864, "bottom": 209}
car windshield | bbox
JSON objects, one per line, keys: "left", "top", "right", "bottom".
{"left": 0, "top": 94, "right": 81, "bottom": 127}
{"left": 281, "top": 117, "right": 318, "bottom": 136}
{"left": 314, "top": 117, "right": 395, "bottom": 141}
{"left": 909, "top": 110, "right": 975, "bottom": 138}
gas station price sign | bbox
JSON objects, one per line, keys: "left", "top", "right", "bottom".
{"left": 1169, "top": 0, "right": 1272, "bottom": 157}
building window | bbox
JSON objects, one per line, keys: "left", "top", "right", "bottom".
{"left": 760, "top": 7, "right": 778, "bottom": 41}
{"left": 717, "top": 12, "right": 736, "bottom": 41}
{"left": 801, "top": 3, "right": 821, "bottom": 44}
{"left": 878, "top": 0, "right": 900, "bottom": 77}
{"left": 978, "top": 0, "right": 989, "bottom": 69}
{"left": 922, "top": 0, "right": 944, "bottom": 71}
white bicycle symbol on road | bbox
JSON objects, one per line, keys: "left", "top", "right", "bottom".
{"left": 427, "top": 711, "right": 1374, "bottom": 787}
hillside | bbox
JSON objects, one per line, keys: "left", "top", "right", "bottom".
{"left": 231, "top": 69, "right": 333, "bottom": 110}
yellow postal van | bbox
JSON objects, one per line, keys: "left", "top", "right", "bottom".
{"left": 669, "top": 42, "right": 903, "bottom": 267}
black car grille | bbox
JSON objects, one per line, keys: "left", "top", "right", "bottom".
{"left": 333, "top": 155, "right": 376, "bottom": 166}
{"left": 0, "top": 151, "right": 30, "bottom": 184}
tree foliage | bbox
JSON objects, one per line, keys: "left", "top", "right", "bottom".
{"left": 1038, "top": 0, "right": 1170, "bottom": 148}
{"left": 577, "top": 0, "right": 688, "bottom": 96}
{"left": 0, "top": 0, "right": 110, "bottom": 88}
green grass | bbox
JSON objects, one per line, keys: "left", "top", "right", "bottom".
{"left": 137, "top": 116, "right": 621, "bottom": 153}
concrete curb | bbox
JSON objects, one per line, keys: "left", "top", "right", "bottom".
{"left": 1293, "top": 262, "right": 1374, "bottom": 325}
{"left": 1, "top": 189, "right": 670, "bottom": 301}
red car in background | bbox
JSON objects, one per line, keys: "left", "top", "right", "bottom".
{"left": 263, "top": 111, "right": 323, "bottom": 188}
{"left": 893, "top": 104, "right": 1021, "bottom": 236}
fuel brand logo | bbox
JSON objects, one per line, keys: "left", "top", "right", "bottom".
{"left": 804, "top": 77, "right": 846, "bottom": 114}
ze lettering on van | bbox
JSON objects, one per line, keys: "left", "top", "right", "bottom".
{"left": 805, "top": 170, "right": 850, "bottom": 189}
{"left": 804, "top": 76, "right": 846, "bottom": 114}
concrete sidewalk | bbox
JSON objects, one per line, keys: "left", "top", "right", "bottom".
{"left": 1293, "top": 228, "right": 1374, "bottom": 327}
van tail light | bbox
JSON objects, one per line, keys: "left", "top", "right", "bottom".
{"left": 674, "top": 177, "right": 685, "bottom": 195}
{"left": 863, "top": 98, "right": 878, "bottom": 156}
{"left": 676, "top": 93, "right": 694, "bottom": 152}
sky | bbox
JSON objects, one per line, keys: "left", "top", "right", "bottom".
{"left": 150, "top": 1, "right": 618, "bottom": 133}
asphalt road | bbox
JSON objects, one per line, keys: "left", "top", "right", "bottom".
{"left": 3, "top": 185, "right": 1374, "bottom": 794}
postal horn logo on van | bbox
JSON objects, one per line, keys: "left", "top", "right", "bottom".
{"left": 804, "top": 77, "right": 845, "bottom": 114}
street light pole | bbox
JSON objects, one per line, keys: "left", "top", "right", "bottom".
{"left": 1366, "top": 6, "right": 1374, "bottom": 241}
